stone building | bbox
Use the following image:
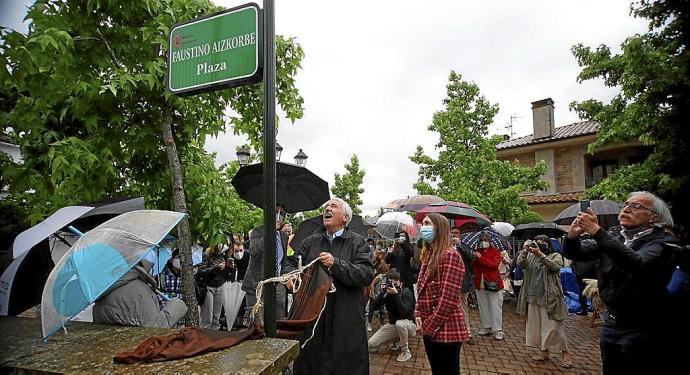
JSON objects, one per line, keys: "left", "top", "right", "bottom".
{"left": 496, "top": 98, "right": 648, "bottom": 221}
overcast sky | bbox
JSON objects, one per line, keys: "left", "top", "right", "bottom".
{"left": 3, "top": 0, "right": 648, "bottom": 216}
{"left": 207, "top": 0, "right": 648, "bottom": 216}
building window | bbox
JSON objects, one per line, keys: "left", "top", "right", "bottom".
{"left": 590, "top": 160, "right": 618, "bottom": 186}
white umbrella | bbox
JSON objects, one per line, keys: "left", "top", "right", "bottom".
{"left": 12, "top": 206, "right": 94, "bottom": 259}
{"left": 222, "top": 281, "right": 246, "bottom": 328}
{"left": 491, "top": 222, "right": 515, "bottom": 237}
{"left": 375, "top": 212, "right": 417, "bottom": 240}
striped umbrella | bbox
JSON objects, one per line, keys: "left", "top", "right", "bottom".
{"left": 460, "top": 227, "right": 511, "bottom": 252}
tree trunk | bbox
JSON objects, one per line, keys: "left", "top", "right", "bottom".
{"left": 162, "top": 104, "right": 199, "bottom": 326}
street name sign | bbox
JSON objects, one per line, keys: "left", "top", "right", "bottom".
{"left": 168, "top": 3, "right": 262, "bottom": 95}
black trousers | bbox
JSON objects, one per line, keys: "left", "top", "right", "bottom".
{"left": 423, "top": 336, "right": 462, "bottom": 375}
{"left": 600, "top": 320, "right": 675, "bottom": 375}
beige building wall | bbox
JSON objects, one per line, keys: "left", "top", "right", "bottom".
{"left": 554, "top": 145, "right": 587, "bottom": 193}
{"left": 534, "top": 149, "right": 556, "bottom": 194}
{"left": 532, "top": 202, "right": 573, "bottom": 222}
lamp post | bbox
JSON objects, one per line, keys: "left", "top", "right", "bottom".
{"left": 294, "top": 149, "right": 308, "bottom": 167}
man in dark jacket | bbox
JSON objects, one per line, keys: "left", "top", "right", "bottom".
{"left": 285, "top": 198, "right": 375, "bottom": 375}
{"left": 367, "top": 269, "right": 416, "bottom": 362}
{"left": 385, "top": 231, "right": 415, "bottom": 288}
{"left": 562, "top": 191, "right": 676, "bottom": 375}
{"left": 242, "top": 205, "right": 289, "bottom": 326}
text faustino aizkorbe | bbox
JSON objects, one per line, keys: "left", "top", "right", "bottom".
{"left": 171, "top": 32, "right": 256, "bottom": 76}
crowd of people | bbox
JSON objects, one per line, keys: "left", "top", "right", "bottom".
{"left": 90, "top": 191, "right": 687, "bottom": 374}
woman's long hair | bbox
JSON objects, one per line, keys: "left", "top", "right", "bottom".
{"left": 420, "top": 213, "right": 451, "bottom": 281}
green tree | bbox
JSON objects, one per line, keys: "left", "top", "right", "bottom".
{"left": 331, "top": 154, "right": 365, "bottom": 215}
{"left": 410, "top": 71, "right": 547, "bottom": 224}
{"left": 571, "top": 0, "right": 689, "bottom": 229}
{"left": 0, "top": 0, "right": 304, "bottom": 324}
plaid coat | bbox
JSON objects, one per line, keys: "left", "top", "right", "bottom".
{"left": 414, "top": 247, "right": 469, "bottom": 343}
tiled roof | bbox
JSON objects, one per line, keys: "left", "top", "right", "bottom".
{"left": 497, "top": 121, "right": 599, "bottom": 150}
{"left": 523, "top": 192, "right": 583, "bottom": 204}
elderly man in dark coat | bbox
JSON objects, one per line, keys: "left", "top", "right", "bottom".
{"left": 284, "top": 198, "right": 375, "bottom": 375}
{"left": 562, "top": 191, "right": 677, "bottom": 375}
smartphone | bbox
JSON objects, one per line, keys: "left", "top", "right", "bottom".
{"left": 580, "top": 200, "right": 590, "bottom": 212}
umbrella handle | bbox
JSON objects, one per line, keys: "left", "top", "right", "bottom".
{"left": 155, "top": 289, "right": 171, "bottom": 301}
{"left": 68, "top": 226, "right": 84, "bottom": 237}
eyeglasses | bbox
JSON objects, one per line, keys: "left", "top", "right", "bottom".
{"left": 623, "top": 201, "right": 656, "bottom": 213}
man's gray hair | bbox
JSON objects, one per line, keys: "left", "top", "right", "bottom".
{"left": 628, "top": 191, "right": 674, "bottom": 228}
{"left": 331, "top": 197, "right": 353, "bottom": 226}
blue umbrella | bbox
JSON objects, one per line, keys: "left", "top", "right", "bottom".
{"left": 460, "top": 227, "right": 511, "bottom": 252}
{"left": 40, "top": 210, "right": 185, "bottom": 340}
{"left": 142, "top": 236, "right": 203, "bottom": 276}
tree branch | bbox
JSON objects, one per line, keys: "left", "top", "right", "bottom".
{"left": 95, "top": 28, "right": 125, "bottom": 70}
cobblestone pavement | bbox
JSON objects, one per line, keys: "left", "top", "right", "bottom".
{"left": 368, "top": 299, "right": 603, "bottom": 374}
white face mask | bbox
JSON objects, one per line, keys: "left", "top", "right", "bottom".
{"left": 480, "top": 241, "right": 490, "bottom": 249}
{"left": 172, "top": 259, "right": 181, "bottom": 269}
{"left": 234, "top": 249, "right": 244, "bottom": 260}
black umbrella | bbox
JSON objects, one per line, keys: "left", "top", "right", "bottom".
{"left": 511, "top": 222, "right": 567, "bottom": 240}
{"left": 553, "top": 199, "right": 623, "bottom": 229}
{"left": 290, "top": 215, "right": 369, "bottom": 252}
{"left": 231, "top": 161, "right": 330, "bottom": 214}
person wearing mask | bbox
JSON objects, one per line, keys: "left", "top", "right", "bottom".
{"left": 368, "top": 269, "right": 417, "bottom": 362}
{"left": 284, "top": 198, "right": 375, "bottom": 375}
{"left": 230, "top": 234, "right": 249, "bottom": 283}
{"left": 562, "top": 191, "right": 677, "bottom": 374}
{"left": 450, "top": 226, "right": 476, "bottom": 345}
{"left": 414, "top": 213, "right": 468, "bottom": 375}
{"left": 517, "top": 235, "right": 573, "bottom": 369}
{"left": 472, "top": 232, "right": 505, "bottom": 340}
{"left": 243, "top": 205, "right": 289, "bottom": 326}
{"left": 386, "top": 230, "right": 415, "bottom": 289}
{"left": 198, "top": 240, "right": 234, "bottom": 330}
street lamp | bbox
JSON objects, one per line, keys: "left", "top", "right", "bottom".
{"left": 275, "top": 142, "right": 283, "bottom": 161}
{"left": 237, "top": 143, "right": 295, "bottom": 166}
{"left": 294, "top": 149, "right": 308, "bottom": 167}
{"left": 236, "top": 145, "right": 251, "bottom": 167}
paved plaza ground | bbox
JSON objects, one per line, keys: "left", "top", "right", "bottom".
{"left": 368, "top": 299, "right": 603, "bottom": 375}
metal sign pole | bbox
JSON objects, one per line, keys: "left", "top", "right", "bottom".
{"left": 262, "top": 0, "right": 277, "bottom": 337}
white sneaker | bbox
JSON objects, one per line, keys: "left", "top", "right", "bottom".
{"left": 388, "top": 341, "right": 400, "bottom": 351}
{"left": 396, "top": 349, "right": 412, "bottom": 362}
{"left": 494, "top": 331, "right": 505, "bottom": 340}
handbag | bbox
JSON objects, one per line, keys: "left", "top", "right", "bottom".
{"left": 483, "top": 280, "right": 500, "bottom": 292}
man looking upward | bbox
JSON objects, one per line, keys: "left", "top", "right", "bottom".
{"left": 285, "top": 198, "right": 375, "bottom": 375}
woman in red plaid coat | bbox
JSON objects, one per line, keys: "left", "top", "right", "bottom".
{"left": 414, "top": 213, "right": 469, "bottom": 375}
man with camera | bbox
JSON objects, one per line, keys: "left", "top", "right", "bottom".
{"left": 367, "top": 269, "right": 417, "bottom": 362}
{"left": 562, "top": 191, "right": 677, "bottom": 374}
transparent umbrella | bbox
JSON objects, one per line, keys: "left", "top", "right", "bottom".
{"left": 375, "top": 212, "right": 417, "bottom": 240}
{"left": 40, "top": 210, "right": 185, "bottom": 340}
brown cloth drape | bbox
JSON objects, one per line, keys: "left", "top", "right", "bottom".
{"left": 276, "top": 262, "right": 333, "bottom": 340}
{"left": 114, "top": 327, "right": 263, "bottom": 364}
